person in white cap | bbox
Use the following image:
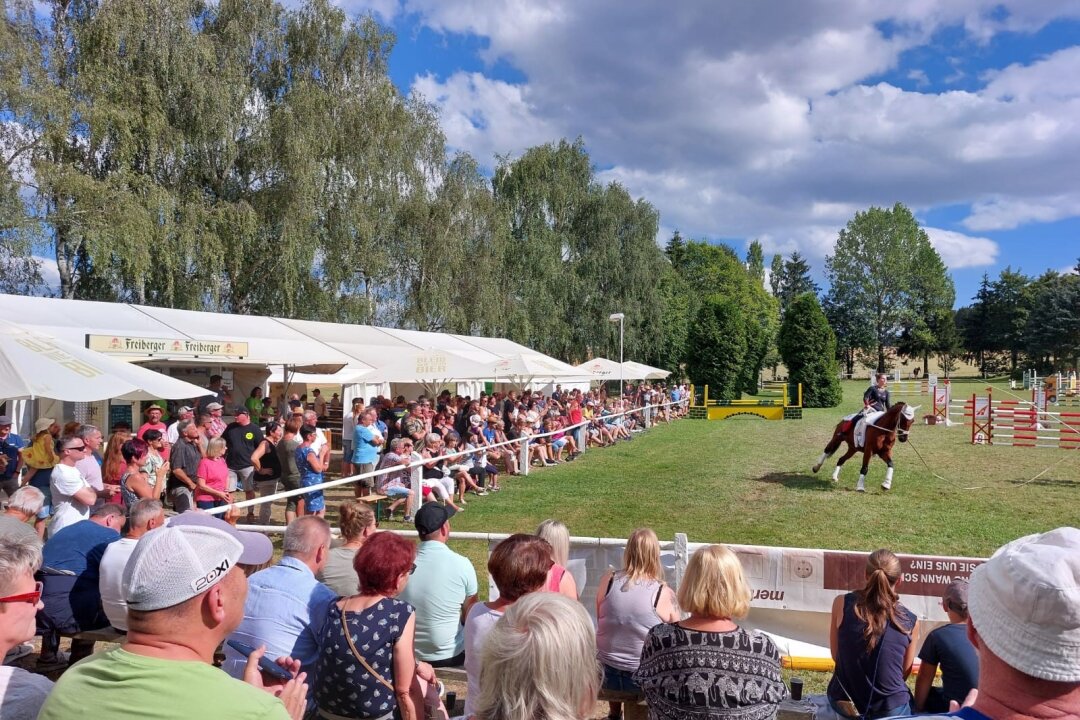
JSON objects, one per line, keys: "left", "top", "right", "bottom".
{"left": 37, "top": 512, "right": 308, "bottom": 720}
{"left": 918, "top": 526, "right": 1080, "bottom": 720}
{"left": 166, "top": 406, "right": 195, "bottom": 445}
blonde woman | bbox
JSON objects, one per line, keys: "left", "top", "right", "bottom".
{"left": 635, "top": 545, "right": 786, "bottom": 720}
{"left": 473, "top": 592, "right": 600, "bottom": 720}
{"left": 193, "top": 437, "right": 231, "bottom": 509}
{"left": 536, "top": 519, "right": 578, "bottom": 599}
{"left": 316, "top": 500, "right": 377, "bottom": 597}
{"left": 595, "top": 529, "right": 679, "bottom": 720}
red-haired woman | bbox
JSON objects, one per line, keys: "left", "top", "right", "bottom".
{"left": 314, "top": 531, "right": 437, "bottom": 720}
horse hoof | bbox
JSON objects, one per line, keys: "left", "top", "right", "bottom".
{"left": 855, "top": 484, "right": 865, "bottom": 493}
{"left": 811, "top": 464, "right": 820, "bottom": 474}
{"left": 881, "top": 481, "right": 892, "bottom": 491}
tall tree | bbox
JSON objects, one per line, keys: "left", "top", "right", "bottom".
{"left": 825, "top": 203, "right": 934, "bottom": 372}
{"left": 778, "top": 293, "right": 842, "bottom": 407}
{"left": 776, "top": 251, "right": 820, "bottom": 313}
{"left": 665, "top": 230, "right": 686, "bottom": 270}
{"left": 897, "top": 240, "right": 955, "bottom": 375}
{"left": 987, "top": 268, "right": 1033, "bottom": 372}
{"left": 686, "top": 295, "right": 747, "bottom": 403}
{"left": 746, "top": 240, "right": 765, "bottom": 285}
{"left": 769, "top": 253, "right": 783, "bottom": 298}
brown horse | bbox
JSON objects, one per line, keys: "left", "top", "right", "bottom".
{"left": 812, "top": 402, "right": 917, "bottom": 492}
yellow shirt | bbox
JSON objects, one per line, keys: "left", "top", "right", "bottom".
{"left": 21, "top": 432, "right": 58, "bottom": 469}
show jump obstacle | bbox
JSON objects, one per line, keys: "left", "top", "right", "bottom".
{"left": 959, "top": 388, "right": 1080, "bottom": 449}
{"left": 688, "top": 381, "right": 802, "bottom": 421}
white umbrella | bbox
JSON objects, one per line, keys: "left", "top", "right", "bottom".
{"left": 572, "top": 357, "right": 624, "bottom": 378}
{"left": 0, "top": 320, "right": 214, "bottom": 402}
{"left": 622, "top": 360, "right": 671, "bottom": 380}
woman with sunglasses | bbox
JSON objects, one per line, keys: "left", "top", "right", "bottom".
{"left": 315, "top": 531, "right": 437, "bottom": 720}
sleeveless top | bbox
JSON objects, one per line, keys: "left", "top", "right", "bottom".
{"left": 258, "top": 440, "right": 282, "bottom": 480}
{"left": 596, "top": 572, "right": 664, "bottom": 671}
{"left": 315, "top": 598, "right": 414, "bottom": 719}
{"left": 547, "top": 563, "right": 567, "bottom": 592}
{"left": 827, "top": 592, "right": 916, "bottom": 716}
{"left": 276, "top": 437, "right": 300, "bottom": 489}
{"left": 119, "top": 471, "right": 140, "bottom": 508}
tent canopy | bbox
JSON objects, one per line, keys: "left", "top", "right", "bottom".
{"left": 621, "top": 360, "right": 671, "bottom": 380}
{"left": 0, "top": 320, "right": 214, "bottom": 402}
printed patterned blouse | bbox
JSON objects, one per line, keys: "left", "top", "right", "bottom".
{"left": 634, "top": 623, "right": 788, "bottom": 720}
{"left": 315, "top": 598, "right": 414, "bottom": 720}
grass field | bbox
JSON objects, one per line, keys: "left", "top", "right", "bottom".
{"left": 432, "top": 379, "right": 1080, "bottom": 558}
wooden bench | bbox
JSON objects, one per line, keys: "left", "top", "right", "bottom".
{"left": 598, "top": 688, "right": 648, "bottom": 720}
{"left": 357, "top": 493, "right": 389, "bottom": 518}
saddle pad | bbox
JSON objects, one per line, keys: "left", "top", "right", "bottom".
{"left": 854, "top": 411, "right": 884, "bottom": 449}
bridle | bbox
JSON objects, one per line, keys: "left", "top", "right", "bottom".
{"left": 866, "top": 403, "right": 916, "bottom": 439}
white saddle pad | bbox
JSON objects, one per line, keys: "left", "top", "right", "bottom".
{"left": 854, "top": 411, "right": 884, "bottom": 449}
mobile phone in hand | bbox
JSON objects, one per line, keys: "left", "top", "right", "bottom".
{"left": 226, "top": 640, "right": 294, "bottom": 682}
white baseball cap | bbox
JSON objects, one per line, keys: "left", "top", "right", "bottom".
{"left": 123, "top": 512, "right": 273, "bottom": 611}
{"left": 968, "top": 526, "right": 1080, "bottom": 682}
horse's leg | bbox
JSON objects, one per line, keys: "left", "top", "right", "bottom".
{"left": 856, "top": 447, "right": 872, "bottom": 492}
{"left": 881, "top": 450, "right": 894, "bottom": 490}
{"left": 812, "top": 426, "right": 844, "bottom": 473}
{"left": 831, "top": 444, "right": 857, "bottom": 482}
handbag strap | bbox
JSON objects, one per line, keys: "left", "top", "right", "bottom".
{"left": 340, "top": 601, "right": 394, "bottom": 692}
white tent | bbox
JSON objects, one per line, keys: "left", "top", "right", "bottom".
{"left": 493, "top": 353, "right": 582, "bottom": 389}
{"left": 363, "top": 349, "right": 498, "bottom": 395}
{"left": 621, "top": 360, "right": 671, "bottom": 380}
{"left": 572, "top": 358, "right": 624, "bottom": 378}
{"left": 0, "top": 320, "right": 213, "bottom": 402}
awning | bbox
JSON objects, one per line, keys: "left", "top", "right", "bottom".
{"left": 621, "top": 360, "right": 671, "bottom": 380}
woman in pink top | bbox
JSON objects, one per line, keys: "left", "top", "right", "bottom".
{"left": 536, "top": 519, "right": 579, "bottom": 599}
{"left": 194, "top": 437, "right": 231, "bottom": 509}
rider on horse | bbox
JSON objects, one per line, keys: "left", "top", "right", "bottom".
{"left": 863, "top": 373, "right": 891, "bottom": 414}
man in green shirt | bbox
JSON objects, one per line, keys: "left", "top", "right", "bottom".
{"left": 38, "top": 512, "right": 308, "bottom": 720}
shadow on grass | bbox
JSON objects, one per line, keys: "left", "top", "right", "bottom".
{"left": 1007, "top": 477, "right": 1080, "bottom": 488}
{"left": 755, "top": 471, "right": 837, "bottom": 491}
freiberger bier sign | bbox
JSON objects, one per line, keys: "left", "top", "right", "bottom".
{"left": 87, "top": 334, "right": 249, "bottom": 358}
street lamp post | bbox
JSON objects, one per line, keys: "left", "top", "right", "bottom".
{"left": 609, "top": 312, "right": 625, "bottom": 399}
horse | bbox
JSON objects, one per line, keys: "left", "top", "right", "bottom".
{"left": 812, "top": 402, "right": 917, "bottom": 492}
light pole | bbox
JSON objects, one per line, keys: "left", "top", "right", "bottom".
{"left": 609, "top": 312, "right": 624, "bottom": 399}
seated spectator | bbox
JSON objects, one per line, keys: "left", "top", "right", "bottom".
{"left": 536, "top": 519, "right": 579, "bottom": 599}
{"left": 827, "top": 549, "right": 918, "bottom": 719}
{"left": 596, "top": 528, "right": 679, "bottom": 720}
{"left": 36, "top": 503, "right": 124, "bottom": 671}
{"left": 317, "top": 500, "right": 377, "bottom": 596}
{"left": 223, "top": 516, "right": 336, "bottom": 714}
{"left": 0, "top": 485, "right": 45, "bottom": 544}
{"left": 635, "top": 544, "right": 787, "bottom": 720}
{"left": 914, "top": 579, "right": 979, "bottom": 713}
{"left": 37, "top": 512, "right": 306, "bottom": 720}
{"left": 375, "top": 439, "right": 415, "bottom": 520}
{"left": 917, "top": 526, "right": 1080, "bottom": 720}
{"left": 473, "top": 592, "right": 600, "bottom": 720}
{"left": 397, "top": 504, "right": 478, "bottom": 666}
{"left": 0, "top": 528, "right": 54, "bottom": 718}
{"left": 464, "top": 534, "right": 552, "bottom": 717}
{"left": 444, "top": 432, "right": 485, "bottom": 505}
{"left": 98, "top": 499, "right": 165, "bottom": 632}
{"left": 48, "top": 435, "right": 97, "bottom": 537}
{"left": 314, "top": 531, "right": 435, "bottom": 720}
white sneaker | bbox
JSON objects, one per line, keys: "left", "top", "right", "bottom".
{"left": 855, "top": 480, "right": 865, "bottom": 493}
{"left": 881, "top": 479, "right": 892, "bottom": 491}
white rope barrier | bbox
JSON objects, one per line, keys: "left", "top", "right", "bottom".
{"left": 206, "top": 398, "right": 688, "bottom": 517}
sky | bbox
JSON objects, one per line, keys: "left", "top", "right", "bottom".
{"left": 301, "top": 0, "right": 1080, "bottom": 307}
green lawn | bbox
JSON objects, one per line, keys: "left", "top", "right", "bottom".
{"left": 436, "top": 379, "right": 1079, "bottom": 558}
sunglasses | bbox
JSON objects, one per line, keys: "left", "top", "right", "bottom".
{"left": 0, "top": 581, "right": 43, "bottom": 605}
{"left": 65, "top": 444, "right": 87, "bottom": 452}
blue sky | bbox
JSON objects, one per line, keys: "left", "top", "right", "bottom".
{"left": 325, "top": 0, "right": 1080, "bottom": 307}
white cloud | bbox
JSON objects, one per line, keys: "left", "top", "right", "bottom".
{"left": 32, "top": 255, "right": 60, "bottom": 295}
{"left": 963, "top": 194, "right": 1080, "bottom": 231}
{"left": 923, "top": 228, "right": 999, "bottom": 268}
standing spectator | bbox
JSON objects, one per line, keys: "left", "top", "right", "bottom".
{"left": 316, "top": 500, "right": 377, "bottom": 597}
{"left": 246, "top": 387, "right": 265, "bottom": 418}
{"left": 167, "top": 420, "right": 202, "bottom": 513}
{"left": 37, "top": 513, "right": 306, "bottom": 720}
{"left": 223, "top": 517, "right": 336, "bottom": 715}
{"left": 330, "top": 393, "right": 341, "bottom": 410}
{"left": 473, "top": 593, "right": 600, "bottom": 720}
{"left": 827, "top": 549, "right": 918, "bottom": 719}
{"left": 223, "top": 407, "right": 264, "bottom": 524}
{"left": 595, "top": 528, "right": 679, "bottom": 720}
{"left": 138, "top": 429, "right": 170, "bottom": 498}
{"left": 49, "top": 435, "right": 97, "bottom": 537}
{"left": 914, "top": 579, "right": 979, "bottom": 713}
{"left": 295, "top": 425, "right": 326, "bottom": 517}
{"left": 402, "top": 402, "right": 428, "bottom": 452}
{"left": 314, "top": 531, "right": 431, "bottom": 720}
{"left": 463, "top": 534, "right": 552, "bottom": 717}
{"left": 0, "top": 414, "right": 25, "bottom": 500}
{"left": 205, "top": 402, "right": 227, "bottom": 439}
{"left": 312, "top": 389, "right": 327, "bottom": 419}
{"left": 74, "top": 424, "right": 116, "bottom": 508}
{"left": 194, "top": 437, "right": 232, "bottom": 510}
{"left": 100, "top": 430, "right": 129, "bottom": 505}
{"left": 165, "top": 405, "right": 194, "bottom": 445}
{"left": 275, "top": 417, "right": 304, "bottom": 524}
{"left": 536, "top": 519, "right": 579, "bottom": 599}
{"left": 21, "top": 417, "right": 59, "bottom": 537}
{"left": 397, "top": 504, "right": 478, "bottom": 666}
{"left": 196, "top": 374, "right": 227, "bottom": 414}
{"left": 916, "top": 527, "right": 1080, "bottom": 720}
{"left": 341, "top": 398, "right": 363, "bottom": 479}
{"left": 635, "top": 544, "right": 787, "bottom": 720}
{"left": 249, "top": 421, "right": 283, "bottom": 525}
{"left": 36, "top": 504, "right": 124, "bottom": 671}
{"left": 119, "top": 438, "right": 156, "bottom": 507}
{"left": 98, "top": 499, "right": 165, "bottom": 631}
{"left": 136, "top": 406, "right": 170, "bottom": 461}
{"left": 301, "top": 410, "right": 330, "bottom": 472}
{"left": 0, "top": 485, "right": 44, "bottom": 544}
{"left": 0, "top": 528, "right": 54, "bottom": 718}
{"left": 352, "top": 408, "right": 383, "bottom": 498}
